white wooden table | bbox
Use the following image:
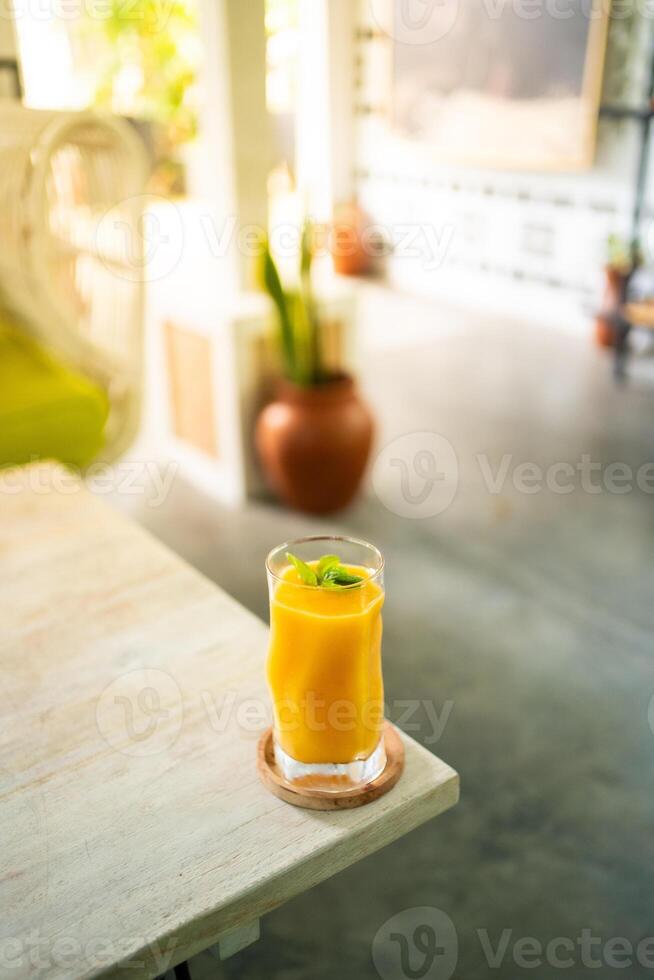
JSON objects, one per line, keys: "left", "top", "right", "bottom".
{"left": 0, "top": 463, "right": 459, "bottom": 979}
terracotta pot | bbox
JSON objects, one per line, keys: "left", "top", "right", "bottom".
{"left": 595, "top": 265, "right": 629, "bottom": 349}
{"left": 594, "top": 314, "right": 616, "bottom": 348}
{"left": 330, "top": 203, "right": 378, "bottom": 277}
{"left": 255, "top": 375, "right": 374, "bottom": 514}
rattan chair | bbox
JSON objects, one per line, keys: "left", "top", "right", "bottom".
{"left": 0, "top": 104, "right": 148, "bottom": 459}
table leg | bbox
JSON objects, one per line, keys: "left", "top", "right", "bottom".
{"left": 212, "top": 920, "right": 261, "bottom": 960}
{"left": 613, "top": 315, "right": 631, "bottom": 382}
{"left": 156, "top": 921, "right": 261, "bottom": 980}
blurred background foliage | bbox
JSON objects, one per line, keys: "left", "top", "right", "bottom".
{"left": 76, "top": 0, "right": 199, "bottom": 193}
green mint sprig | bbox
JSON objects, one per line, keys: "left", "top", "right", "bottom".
{"left": 286, "top": 552, "right": 364, "bottom": 589}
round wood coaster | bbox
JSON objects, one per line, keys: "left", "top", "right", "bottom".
{"left": 257, "top": 722, "right": 405, "bottom": 810}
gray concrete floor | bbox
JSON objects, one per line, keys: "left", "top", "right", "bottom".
{"left": 133, "top": 298, "right": 654, "bottom": 979}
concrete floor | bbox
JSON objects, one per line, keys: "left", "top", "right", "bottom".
{"left": 133, "top": 294, "right": 654, "bottom": 979}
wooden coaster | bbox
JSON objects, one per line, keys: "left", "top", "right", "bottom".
{"left": 257, "top": 721, "right": 405, "bottom": 810}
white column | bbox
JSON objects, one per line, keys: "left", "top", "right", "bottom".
{"left": 326, "top": 0, "right": 356, "bottom": 208}
{"left": 194, "top": 0, "right": 272, "bottom": 292}
{"left": 296, "top": 0, "right": 355, "bottom": 220}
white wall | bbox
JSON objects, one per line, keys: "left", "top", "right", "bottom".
{"left": 351, "top": 1, "right": 654, "bottom": 329}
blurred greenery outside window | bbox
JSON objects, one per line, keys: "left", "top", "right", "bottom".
{"left": 17, "top": 0, "right": 200, "bottom": 197}
{"left": 18, "top": 0, "right": 298, "bottom": 197}
{"left": 75, "top": 0, "right": 199, "bottom": 195}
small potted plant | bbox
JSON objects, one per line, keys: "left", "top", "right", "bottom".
{"left": 595, "top": 235, "right": 639, "bottom": 348}
{"left": 255, "top": 220, "right": 374, "bottom": 513}
{"left": 330, "top": 201, "right": 385, "bottom": 277}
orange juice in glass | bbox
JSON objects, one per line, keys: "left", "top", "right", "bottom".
{"left": 266, "top": 536, "right": 386, "bottom": 789}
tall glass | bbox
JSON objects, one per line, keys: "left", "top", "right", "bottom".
{"left": 265, "top": 535, "right": 386, "bottom": 791}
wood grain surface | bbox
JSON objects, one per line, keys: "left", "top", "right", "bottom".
{"left": 0, "top": 463, "right": 459, "bottom": 980}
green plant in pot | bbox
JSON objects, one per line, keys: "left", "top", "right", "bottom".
{"left": 595, "top": 234, "right": 641, "bottom": 349}
{"left": 255, "top": 220, "right": 374, "bottom": 513}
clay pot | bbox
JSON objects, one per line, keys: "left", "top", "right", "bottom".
{"left": 255, "top": 375, "right": 374, "bottom": 514}
{"left": 595, "top": 265, "right": 629, "bottom": 348}
{"left": 330, "top": 203, "right": 380, "bottom": 277}
{"left": 594, "top": 314, "right": 617, "bottom": 348}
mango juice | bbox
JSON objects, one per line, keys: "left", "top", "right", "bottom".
{"left": 267, "top": 563, "right": 384, "bottom": 764}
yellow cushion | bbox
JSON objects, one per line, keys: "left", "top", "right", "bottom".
{"left": 0, "top": 321, "right": 109, "bottom": 469}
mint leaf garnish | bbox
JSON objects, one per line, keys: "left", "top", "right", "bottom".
{"left": 316, "top": 554, "right": 340, "bottom": 578}
{"left": 285, "top": 552, "right": 364, "bottom": 589}
{"left": 286, "top": 552, "right": 318, "bottom": 586}
{"left": 322, "top": 566, "right": 364, "bottom": 587}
